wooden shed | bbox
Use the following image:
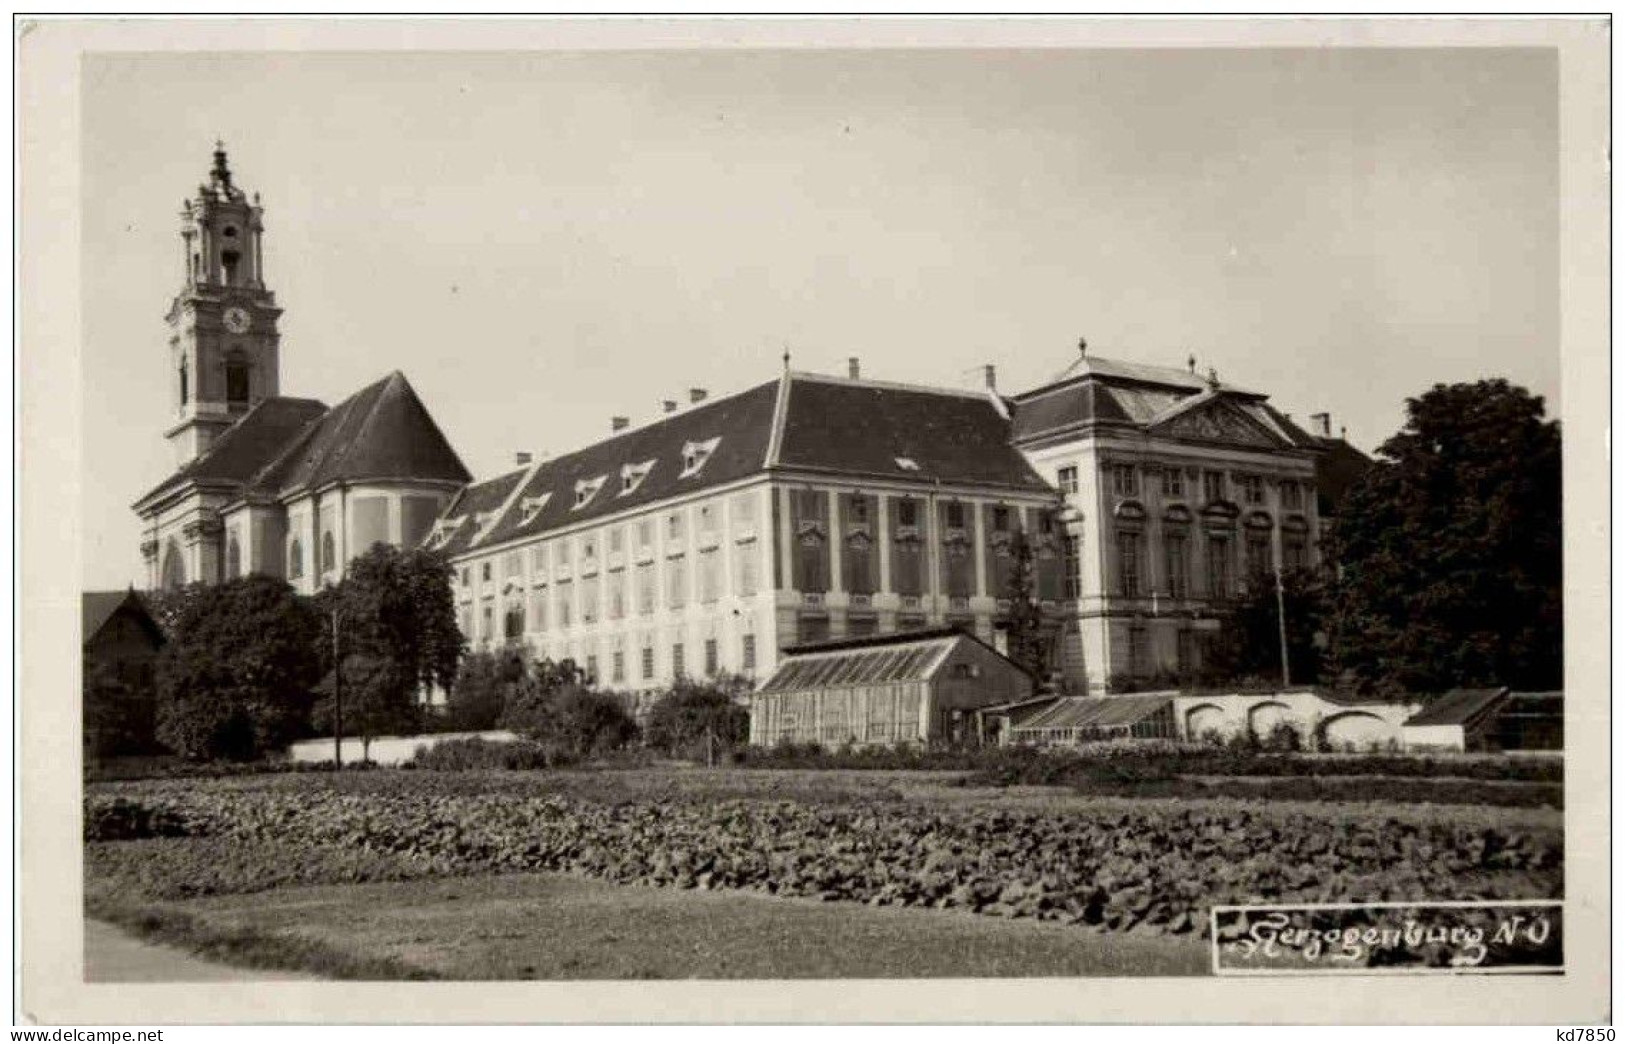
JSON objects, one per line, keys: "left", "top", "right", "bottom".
{"left": 751, "top": 627, "right": 1034, "bottom": 748}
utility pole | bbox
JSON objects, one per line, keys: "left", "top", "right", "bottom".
{"left": 332, "top": 599, "right": 344, "bottom": 768}
{"left": 1274, "top": 565, "right": 1291, "bottom": 688}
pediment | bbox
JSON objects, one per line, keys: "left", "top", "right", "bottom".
{"left": 1151, "top": 397, "right": 1284, "bottom": 449}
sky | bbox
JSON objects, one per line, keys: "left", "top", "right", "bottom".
{"left": 81, "top": 47, "right": 1559, "bottom": 590}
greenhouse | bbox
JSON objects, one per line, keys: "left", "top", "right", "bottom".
{"left": 751, "top": 627, "right": 1033, "bottom": 748}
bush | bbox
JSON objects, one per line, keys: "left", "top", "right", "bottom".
{"left": 644, "top": 675, "right": 751, "bottom": 763}
{"left": 84, "top": 796, "right": 195, "bottom": 841}
{"left": 1263, "top": 721, "right": 1303, "bottom": 753}
{"left": 500, "top": 659, "right": 639, "bottom": 762}
{"left": 445, "top": 646, "right": 528, "bottom": 732}
{"left": 403, "top": 736, "right": 552, "bottom": 771}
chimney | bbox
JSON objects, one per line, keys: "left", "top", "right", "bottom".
{"left": 611, "top": 416, "right": 630, "bottom": 432}
{"left": 1310, "top": 412, "right": 1331, "bottom": 437}
{"left": 515, "top": 451, "right": 533, "bottom": 467}
{"left": 663, "top": 400, "right": 678, "bottom": 414}
{"left": 983, "top": 364, "right": 997, "bottom": 391}
{"left": 848, "top": 357, "right": 861, "bottom": 380}
{"left": 689, "top": 387, "right": 708, "bottom": 404}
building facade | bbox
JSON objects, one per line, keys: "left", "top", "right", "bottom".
{"left": 1009, "top": 352, "right": 1328, "bottom": 690}
{"left": 132, "top": 148, "right": 471, "bottom": 592}
{"left": 430, "top": 372, "right": 1063, "bottom": 698}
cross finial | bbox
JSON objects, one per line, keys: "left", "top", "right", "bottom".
{"left": 1077, "top": 337, "right": 1088, "bottom": 357}
{"left": 782, "top": 347, "right": 791, "bottom": 372}
{"left": 1187, "top": 353, "right": 1197, "bottom": 373}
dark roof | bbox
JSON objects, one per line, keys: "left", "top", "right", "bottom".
{"left": 82, "top": 590, "right": 162, "bottom": 646}
{"left": 1314, "top": 436, "right": 1374, "bottom": 515}
{"left": 1404, "top": 688, "right": 1510, "bottom": 728}
{"left": 436, "top": 373, "right": 1055, "bottom": 558}
{"left": 431, "top": 469, "right": 531, "bottom": 556}
{"left": 461, "top": 380, "right": 781, "bottom": 553}
{"left": 780, "top": 624, "right": 972, "bottom": 656}
{"left": 246, "top": 371, "right": 470, "bottom": 498}
{"left": 133, "top": 396, "right": 328, "bottom": 508}
{"left": 1012, "top": 693, "right": 1174, "bottom": 731}
{"left": 776, "top": 376, "right": 1052, "bottom": 492}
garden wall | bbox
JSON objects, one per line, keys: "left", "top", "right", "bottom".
{"left": 286, "top": 730, "right": 520, "bottom": 767}
{"left": 1170, "top": 691, "right": 1419, "bottom": 750}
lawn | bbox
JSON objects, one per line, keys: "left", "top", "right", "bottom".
{"left": 84, "top": 764, "right": 1563, "bottom": 980}
{"left": 95, "top": 872, "right": 1211, "bottom": 980}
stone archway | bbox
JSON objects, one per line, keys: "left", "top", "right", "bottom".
{"left": 1246, "top": 700, "right": 1293, "bottom": 737}
{"left": 1184, "top": 702, "right": 1228, "bottom": 742}
{"left": 1320, "top": 710, "right": 1393, "bottom": 752}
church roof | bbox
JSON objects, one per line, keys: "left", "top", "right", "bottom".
{"left": 1313, "top": 434, "right": 1374, "bottom": 515}
{"left": 246, "top": 370, "right": 471, "bottom": 498}
{"left": 132, "top": 396, "right": 329, "bottom": 509}
{"left": 430, "top": 371, "right": 1052, "bottom": 558}
{"left": 82, "top": 589, "right": 162, "bottom": 647}
{"left": 134, "top": 371, "right": 470, "bottom": 512}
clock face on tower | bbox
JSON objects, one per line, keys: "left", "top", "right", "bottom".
{"left": 223, "top": 306, "right": 252, "bottom": 334}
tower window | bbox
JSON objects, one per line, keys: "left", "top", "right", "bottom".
{"left": 321, "top": 531, "right": 336, "bottom": 574}
{"left": 288, "top": 538, "right": 304, "bottom": 580}
{"left": 225, "top": 355, "right": 250, "bottom": 405}
{"left": 178, "top": 359, "right": 189, "bottom": 407}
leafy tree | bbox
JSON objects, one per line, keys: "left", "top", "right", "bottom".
{"left": 1205, "top": 566, "right": 1329, "bottom": 687}
{"left": 315, "top": 543, "right": 464, "bottom": 758}
{"left": 155, "top": 575, "right": 321, "bottom": 760}
{"left": 499, "top": 657, "right": 639, "bottom": 762}
{"left": 644, "top": 674, "right": 751, "bottom": 764}
{"left": 1000, "top": 530, "right": 1047, "bottom": 679}
{"left": 83, "top": 657, "right": 159, "bottom": 759}
{"left": 1322, "top": 379, "right": 1562, "bottom": 695}
{"left": 445, "top": 644, "right": 529, "bottom": 732}
{"left": 142, "top": 583, "right": 212, "bottom": 642}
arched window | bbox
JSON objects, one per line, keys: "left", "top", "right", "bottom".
{"left": 160, "top": 540, "right": 186, "bottom": 591}
{"left": 226, "top": 534, "right": 242, "bottom": 579}
{"left": 321, "top": 531, "right": 336, "bottom": 574}
{"left": 288, "top": 537, "right": 303, "bottom": 579}
{"left": 225, "top": 353, "right": 250, "bottom": 405}
{"left": 178, "top": 359, "right": 189, "bottom": 407}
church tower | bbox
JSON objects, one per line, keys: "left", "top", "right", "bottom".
{"left": 164, "top": 143, "right": 283, "bottom": 466}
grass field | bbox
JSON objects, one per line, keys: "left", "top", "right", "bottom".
{"left": 84, "top": 763, "right": 1563, "bottom": 980}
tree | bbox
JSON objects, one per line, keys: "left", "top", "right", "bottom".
{"left": 644, "top": 674, "right": 751, "bottom": 763}
{"left": 499, "top": 658, "right": 639, "bottom": 762}
{"left": 1000, "top": 529, "right": 1048, "bottom": 679}
{"left": 143, "top": 582, "right": 213, "bottom": 642}
{"left": 316, "top": 543, "right": 464, "bottom": 759}
{"left": 155, "top": 575, "right": 321, "bottom": 760}
{"left": 1322, "top": 379, "right": 1562, "bottom": 696}
{"left": 446, "top": 644, "right": 529, "bottom": 732}
{"left": 83, "top": 656, "right": 159, "bottom": 759}
{"left": 1204, "top": 566, "right": 1329, "bottom": 687}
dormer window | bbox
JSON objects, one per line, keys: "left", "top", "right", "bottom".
{"left": 473, "top": 510, "right": 496, "bottom": 531}
{"left": 574, "top": 476, "right": 607, "bottom": 508}
{"left": 518, "top": 494, "right": 551, "bottom": 525}
{"left": 895, "top": 457, "right": 920, "bottom": 472}
{"left": 620, "top": 460, "right": 655, "bottom": 495}
{"left": 680, "top": 437, "right": 721, "bottom": 478}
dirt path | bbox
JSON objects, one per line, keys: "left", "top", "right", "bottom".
{"left": 84, "top": 920, "right": 320, "bottom": 982}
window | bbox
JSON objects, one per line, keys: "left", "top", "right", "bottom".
{"left": 636, "top": 562, "right": 655, "bottom": 614}
{"left": 620, "top": 461, "right": 654, "bottom": 495}
{"left": 321, "top": 531, "right": 336, "bottom": 574}
{"left": 226, "top": 535, "right": 241, "bottom": 579}
{"left": 1203, "top": 471, "right": 1226, "bottom": 504}
{"left": 638, "top": 519, "right": 654, "bottom": 550}
{"left": 519, "top": 494, "right": 550, "bottom": 525}
{"left": 225, "top": 355, "right": 250, "bottom": 405}
{"left": 574, "top": 476, "right": 606, "bottom": 508}
{"left": 585, "top": 655, "right": 598, "bottom": 684}
{"left": 1164, "top": 533, "right": 1189, "bottom": 599}
{"left": 705, "top": 638, "right": 719, "bottom": 676}
{"left": 736, "top": 545, "right": 759, "bottom": 596}
{"left": 608, "top": 574, "right": 625, "bottom": 619}
{"left": 481, "top": 605, "right": 493, "bottom": 643}
{"left": 529, "top": 587, "right": 548, "bottom": 632}
{"left": 581, "top": 576, "right": 599, "bottom": 623}
{"left": 741, "top": 634, "right": 756, "bottom": 675}
{"left": 667, "top": 512, "right": 684, "bottom": 542}
{"left": 1240, "top": 475, "right": 1265, "bottom": 505}
{"left": 945, "top": 502, "right": 965, "bottom": 529}
{"left": 503, "top": 552, "right": 521, "bottom": 579}
{"left": 641, "top": 645, "right": 655, "bottom": 680}
{"left": 667, "top": 559, "right": 687, "bottom": 608}
{"left": 1206, "top": 536, "right": 1233, "bottom": 599}
{"left": 992, "top": 506, "right": 1011, "bottom": 532}
{"left": 288, "top": 538, "right": 303, "bottom": 580}
{"left": 1177, "top": 629, "right": 1197, "bottom": 676}
{"left": 897, "top": 499, "right": 918, "bottom": 528}
{"left": 612, "top": 649, "right": 625, "bottom": 684}
{"left": 1057, "top": 465, "right": 1079, "bottom": 495}
{"left": 504, "top": 603, "right": 524, "bottom": 641}
{"left": 1245, "top": 534, "right": 1272, "bottom": 580}
{"left": 608, "top": 527, "right": 624, "bottom": 554}
{"left": 1062, "top": 535, "right": 1080, "bottom": 600}
{"left": 1128, "top": 626, "right": 1149, "bottom": 678}
{"left": 1118, "top": 531, "right": 1143, "bottom": 597}
{"left": 1111, "top": 464, "right": 1138, "bottom": 498}
{"left": 178, "top": 358, "right": 189, "bottom": 406}
{"left": 557, "top": 582, "right": 573, "bottom": 627}
{"left": 680, "top": 437, "right": 721, "bottom": 477}
{"left": 672, "top": 643, "right": 685, "bottom": 678}
{"left": 582, "top": 537, "right": 596, "bottom": 563}
{"left": 1162, "top": 468, "right": 1185, "bottom": 499}
{"left": 1281, "top": 480, "right": 1304, "bottom": 510}
{"left": 482, "top": 562, "right": 492, "bottom": 582}
{"left": 698, "top": 548, "right": 721, "bottom": 603}
{"left": 849, "top": 497, "right": 870, "bottom": 526}
{"left": 460, "top": 566, "right": 470, "bottom": 587}
{"left": 1284, "top": 538, "right": 1308, "bottom": 571}
{"left": 529, "top": 545, "right": 547, "bottom": 572}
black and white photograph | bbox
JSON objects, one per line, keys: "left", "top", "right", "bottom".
{"left": 16, "top": 15, "right": 1611, "bottom": 1028}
